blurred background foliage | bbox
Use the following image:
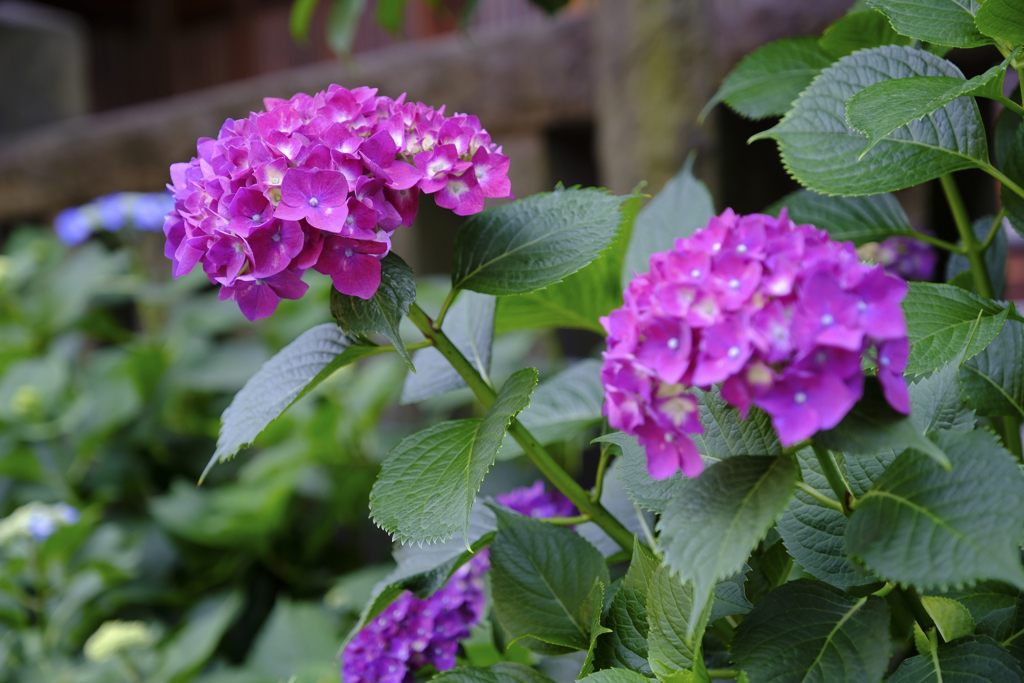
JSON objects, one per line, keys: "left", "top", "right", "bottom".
{"left": 0, "top": 219, "right": 581, "bottom": 681}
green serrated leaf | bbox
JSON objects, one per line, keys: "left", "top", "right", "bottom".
{"left": 868, "top": 0, "right": 991, "bottom": 47}
{"left": 922, "top": 595, "right": 977, "bottom": 643}
{"left": 820, "top": 9, "right": 912, "bottom": 58}
{"left": 430, "top": 661, "right": 559, "bottom": 683}
{"left": 500, "top": 359, "right": 604, "bottom": 460}
{"left": 908, "top": 360, "right": 977, "bottom": 437}
{"left": 496, "top": 193, "right": 641, "bottom": 334}
{"left": 778, "top": 448, "right": 877, "bottom": 589}
{"left": 768, "top": 189, "right": 914, "bottom": 245}
{"left": 976, "top": 0, "right": 1024, "bottom": 45}
{"left": 622, "top": 154, "right": 715, "bottom": 288}
{"left": 700, "top": 37, "right": 834, "bottom": 121}
{"left": 938, "top": 581, "right": 1021, "bottom": 628}
{"left": 451, "top": 189, "right": 628, "bottom": 296}
{"left": 656, "top": 455, "right": 798, "bottom": 629}
{"left": 647, "top": 566, "right": 713, "bottom": 676}
{"left": 888, "top": 635, "right": 1024, "bottom": 682}
{"left": 959, "top": 319, "right": 1024, "bottom": 419}
{"left": 330, "top": 252, "right": 417, "bottom": 369}
{"left": 579, "top": 582, "right": 612, "bottom": 679}
{"left": 402, "top": 291, "right": 495, "bottom": 404}
{"left": 846, "top": 429, "right": 1024, "bottom": 590}
{"left": 753, "top": 45, "right": 988, "bottom": 196}
{"left": 594, "top": 539, "right": 659, "bottom": 675}
{"left": 733, "top": 579, "right": 891, "bottom": 683}
{"left": 489, "top": 505, "right": 610, "bottom": 651}
{"left": 846, "top": 51, "right": 1017, "bottom": 153}
{"left": 814, "top": 376, "right": 951, "bottom": 468}
{"left": 903, "top": 282, "right": 1009, "bottom": 374}
{"left": 370, "top": 368, "right": 537, "bottom": 544}
{"left": 205, "top": 324, "right": 378, "bottom": 479}
{"left": 710, "top": 568, "right": 753, "bottom": 623}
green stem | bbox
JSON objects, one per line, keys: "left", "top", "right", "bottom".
{"left": 984, "top": 163, "right": 1024, "bottom": 206}
{"left": 605, "top": 549, "right": 631, "bottom": 565}
{"left": 873, "top": 583, "right": 896, "bottom": 598}
{"left": 407, "top": 303, "right": 636, "bottom": 553}
{"left": 435, "top": 288, "right": 460, "bottom": 328}
{"left": 592, "top": 439, "right": 612, "bottom": 503}
{"left": 940, "top": 174, "right": 994, "bottom": 300}
{"left": 796, "top": 482, "right": 845, "bottom": 514}
{"left": 1004, "top": 416, "right": 1023, "bottom": 462}
{"left": 898, "top": 585, "right": 938, "bottom": 634}
{"left": 811, "top": 444, "right": 854, "bottom": 515}
{"left": 895, "top": 230, "right": 965, "bottom": 254}
{"left": 995, "top": 94, "right": 1024, "bottom": 118}
{"left": 542, "top": 514, "right": 591, "bottom": 525}
{"left": 981, "top": 209, "right": 1006, "bottom": 251}
{"left": 706, "top": 670, "right": 740, "bottom": 680}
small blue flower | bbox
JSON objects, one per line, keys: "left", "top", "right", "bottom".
{"left": 26, "top": 512, "right": 57, "bottom": 542}
{"left": 54, "top": 208, "right": 94, "bottom": 246}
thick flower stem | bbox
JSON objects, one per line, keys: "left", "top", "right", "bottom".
{"left": 940, "top": 174, "right": 994, "bottom": 300}
{"left": 810, "top": 444, "right": 854, "bottom": 515}
{"left": 407, "top": 303, "right": 636, "bottom": 553}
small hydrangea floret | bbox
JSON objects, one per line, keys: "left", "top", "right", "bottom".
{"left": 161, "top": 86, "right": 512, "bottom": 320}
{"left": 341, "top": 482, "right": 573, "bottom": 683}
{"left": 601, "top": 209, "right": 911, "bottom": 480}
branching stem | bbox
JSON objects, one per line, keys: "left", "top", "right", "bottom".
{"left": 895, "top": 230, "right": 965, "bottom": 254}
{"left": 796, "top": 482, "right": 844, "bottom": 513}
{"left": 407, "top": 303, "right": 636, "bottom": 553}
{"left": 435, "top": 288, "right": 460, "bottom": 328}
{"left": 592, "top": 439, "right": 612, "bottom": 503}
{"left": 810, "top": 444, "right": 854, "bottom": 515}
{"left": 940, "top": 174, "right": 995, "bottom": 300}
{"left": 981, "top": 209, "right": 1006, "bottom": 252}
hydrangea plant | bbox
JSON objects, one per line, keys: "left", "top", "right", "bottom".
{"left": 182, "top": 6, "right": 1024, "bottom": 678}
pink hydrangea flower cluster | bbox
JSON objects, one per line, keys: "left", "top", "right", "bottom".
{"left": 162, "top": 85, "right": 512, "bottom": 320}
{"left": 601, "top": 209, "right": 911, "bottom": 480}
{"left": 341, "top": 482, "right": 574, "bottom": 683}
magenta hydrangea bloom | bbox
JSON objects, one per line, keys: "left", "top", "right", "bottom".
{"left": 601, "top": 209, "right": 911, "bottom": 479}
{"left": 162, "top": 86, "right": 512, "bottom": 320}
{"left": 341, "top": 482, "right": 573, "bottom": 683}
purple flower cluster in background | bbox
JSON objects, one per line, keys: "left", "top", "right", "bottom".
{"left": 601, "top": 209, "right": 911, "bottom": 479}
{"left": 341, "top": 482, "right": 574, "bottom": 683}
{"left": 163, "top": 85, "right": 512, "bottom": 321}
{"left": 54, "top": 192, "right": 174, "bottom": 246}
{"left": 857, "top": 233, "right": 937, "bottom": 282}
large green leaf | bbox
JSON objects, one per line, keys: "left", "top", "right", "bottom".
{"left": 417, "top": 662, "right": 559, "bottom": 683}
{"left": 976, "top": 0, "right": 1024, "bottom": 45}
{"left": 753, "top": 46, "right": 988, "bottom": 196}
{"left": 903, "top": 282, "right": 1009, "bottom": 374}
{"left": 768, "top": 190, "right": 914, "bottom": 246}
{"left": 733, "top": 580, "right": 891, "bottom": 683}
{"left": 845, "top": 429, "right": 1024, "bottom": 590}
{"left": 846, "top": 52, "right": 1016, "bottom": 153}
{"left": 907, "top": 359, "right": 976, "bottom": 437}
{"left": 868, "top": 0, "right": 991, "bottom": 47}
{"left": 656, "top": 455, "right": 798, "bottom": 626}
{"left": 401, "top": 291, "right": 495, "bottom": 403}
{"left": 814, "top": 377, "right": 951, "bottom": 468}
{"left": 888, "top": 635, "right": 1024, "bottom": 682}
{"left": 646, "top": 566, "right": 713, "bottom": 676}
{"left": 819, "top": 9, "right": 911, "bottom": 58}
{"left": 621, "top": 156, "right": 715, "bottom": 289}
{"left": 489, "top": 505, "right": 610, "bottom": 651}
{"left": 499, "top": 359, "right": 604, "bottom": 460}
{"left": 451, "top": 188, "right": 628, "bottom": 296}
{"left": 960, "top": 319, "right": 1024, "bottom": 419}
{"left": 710, "top": 568, "right": 753, "bottom": 623}
{"left": 1000, "top": 114, "right": 1024, "bottom": 240}
{"left": 777, "top": 449, "right": 877, "bottom": 589}
{"left": 204, "top": 323, "right": 378, "bottom": 479}
{"left": 940, "top": 581, "right": 1021, "bottom": 630}
{"left": 370, "top": 368, "right": 537, "bottom": 544}
{"left": 700, "top": 37, "right": 834, "bottom": 121}
{"left": 495, "top": 194, "right": 640, "bottom": 334}
{"left": 599, "top": 431, "right": 682, "bottom": 515}
{"left": 330, "top": 252, "right": 417, "bottom": 369}
{"left": 594, "top": 540, "right": 658, "bottom": 675}
{"left": 152, "top": 592, "right": 244, "bottom": 683}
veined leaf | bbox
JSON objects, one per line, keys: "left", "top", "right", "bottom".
{"left": 646, "top": 566, "right": 713, "bottom": 676}
{"left": 888, "top": 635, "right": 1024, "bottom": 682}
{"left": 495, "top": 194, "right": 641, "bottom": 334}
{"left": 846, "top": 51, "right": 1017, "bottom": 153}
{"left": 960, "top": 319, "right": 1024, "bottom": 419}
{"left": 578, "top": 670, "right": 650, "bottom": 683}
{"left": 753, "top": 45, "right": 988, "bottom": 196}
{"left": 908, "top": 359, "right": 976, "bottom": 437}
{"left": 330, "top": 252, "right": 417, "bottom": 369}
{"left": 370, "top": 368, "right": 537, "bottom": 544}
{"left": 599, "top": 431, "right": 682, "bottom": 515}
{"left": 700, "top": 37, "right": 834, "bottom": 121}
{"left": 489, "top": 505, "right": 609, "bottom": 651}
{"left": 402, "top": 291, "right": 495, "bottom": 404}
{"left": 431, "top": 662, "right": 559, "bottom": 683}
{"left": 579, "top": 582, "right": 612, "bottom": 679}
{"left": 205, "top": 324, "right": 379, "bottom": 479}
{"left": 768, "top": 190, "right": 914, "bottom": 245}
{"left": 451, "top": 188, "right": 629, "bottom": 296}
{"left": 594, "top": 540, "right": 659, "bottom": 675}
{"left": 819, "top": 9, "right": 911, "bottom": 58}
{"left": 868, "top": 0, "right": 991, "bottom": 47}
{"left": 621, "top": 154, "right": 715, "bottom": 288}
{"left": 903, "top": 282, "right": 1009, "bottom": 374}
{"left": 710, "top": 568, "right": 753, "bottom": 623}
{"left": 1000, "top": 113, "right": 1024, "bottom": 240}
{"left": 920, "top": 596, "right": 977, "bottom": 644}
{"left": 845, "top": 429, "right": 1024, "bottom": 590}
{"left": 976, "top": 0, "right": 1024, "bottom": 45}
{"left": 733, "top": 580, "right": 891, "bottom": 683}
{"left": 656, "top": 455, "right": 797, "bottom": 628}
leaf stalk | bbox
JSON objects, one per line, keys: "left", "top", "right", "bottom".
{"left": 940, "top": 174, "right": 995, "bottom": 300}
